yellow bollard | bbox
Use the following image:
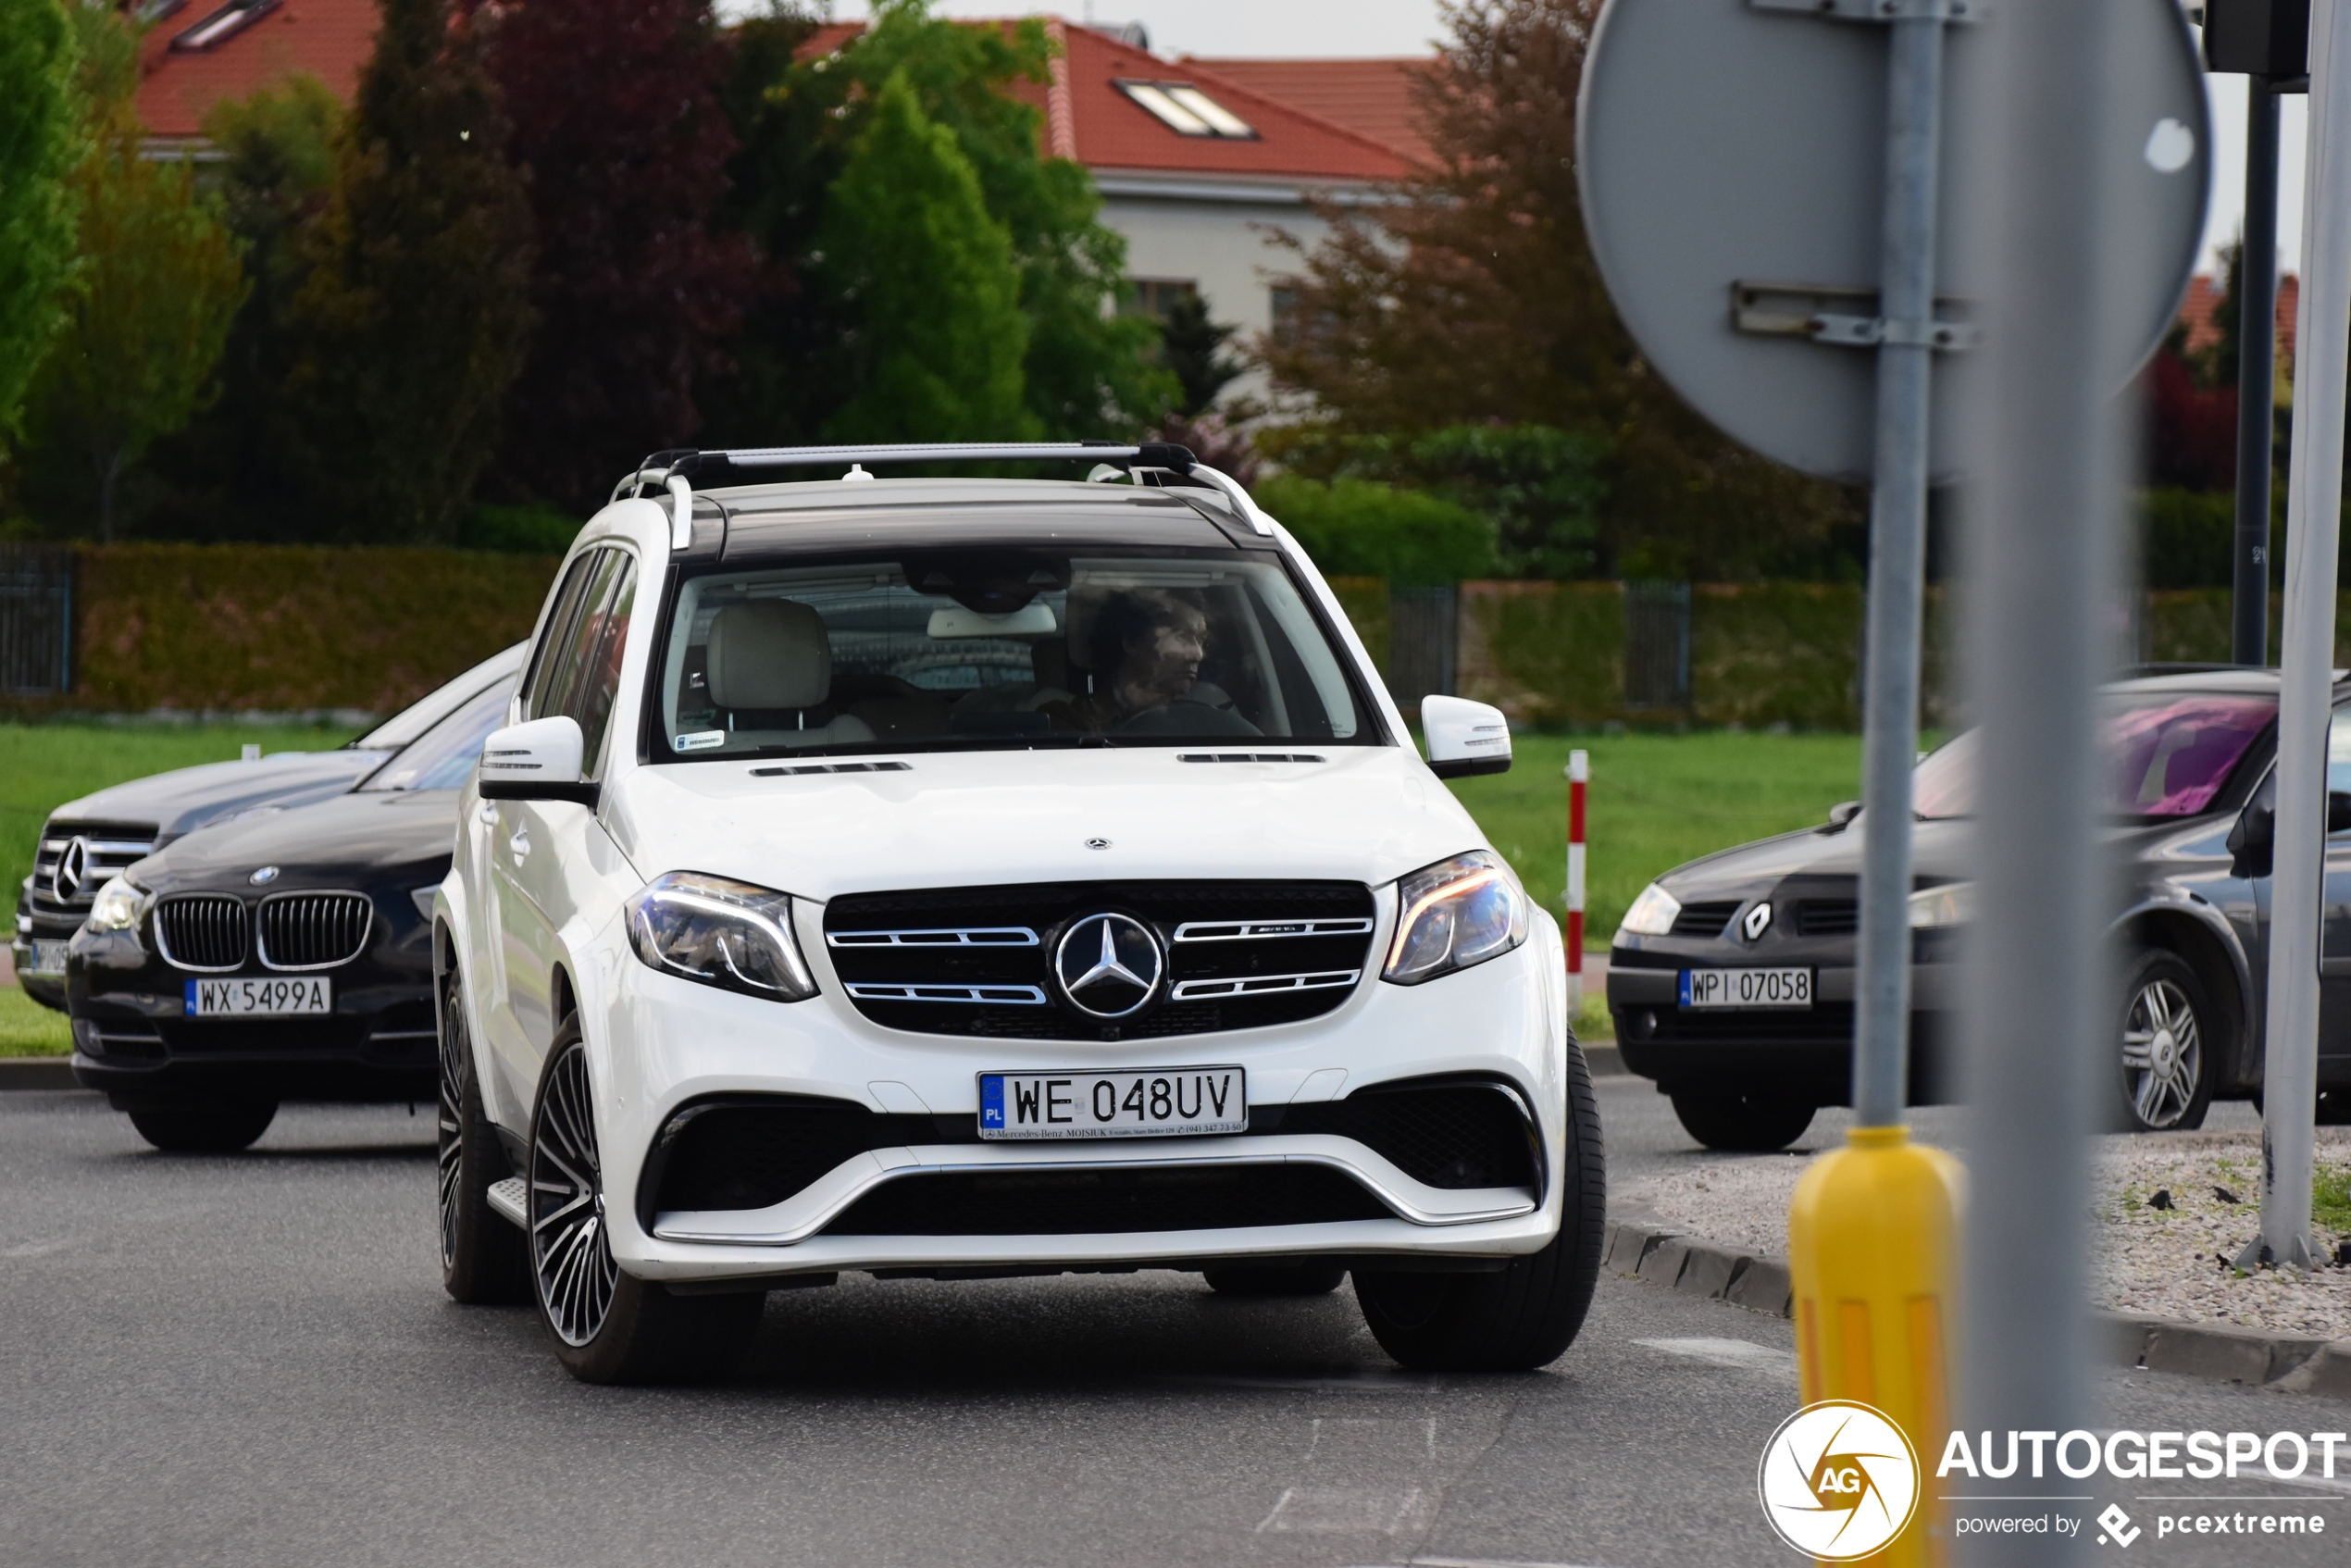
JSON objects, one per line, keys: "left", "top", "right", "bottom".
{"left": 1786, "top": 1125, "right": 1963, "bottom": 1566}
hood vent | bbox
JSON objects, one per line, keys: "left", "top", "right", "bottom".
{"left": 1176, "top": 753, "right": 1326, "bottom": 764}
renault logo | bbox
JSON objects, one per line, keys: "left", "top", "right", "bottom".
{"left": 50, "top": 838, "right": 89, "bottom": 903}
{"left": 1053, "top": 913, "right": 1163, "bottom": 1018}
{"left": 1742, "top": 902, "right": 1773, "bottom": 942}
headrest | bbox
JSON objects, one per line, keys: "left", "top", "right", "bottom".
{"left": 706, "top": 599, "right": 830, "bottom": 711}
{"left": 1063, "top": 587, "right": 1109, "bottom": 669}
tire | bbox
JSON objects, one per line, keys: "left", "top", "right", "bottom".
{"left": 1669, "top": 1092, "right": 1815, "bottom": 1152}
{"left": 527, "top": 1020, "right": 762, "bottom": 1384}
{"left": 439, "top": 969, "right": 529, "bottom": 1304}
{"left": 127, "top": 1101, "right": 277, "bottom": 1152}
{"left": 2113, "top": 949, "right": 2215, "bottom": 1132}
{"left": 1352, "top": 1038, "right": 1607, "bottom": 1372}
{"left": 1203, "top": 1263, "right": 1347, "bottom": 1297}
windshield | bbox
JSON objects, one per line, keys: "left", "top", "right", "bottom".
{"left": 1913, "top": 691, "right": 2275, "bottom": 820}
{"left": 357, "top": 678, "right": 516, "bottom": 791}
{"left": 348, "top": 643, "right": 526, "bottom": 752}
{"left": 654, "top": 550, "right": 1368, "bottom": 758}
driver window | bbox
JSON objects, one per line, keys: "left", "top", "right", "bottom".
{"left": 521, "top": 553, "right": 601, "bottom": 721}
{"left": 568, "top": 554, "right": 639, "bottom": 778}
{"left": 2330, "top": 709, "right": 2351, "bottom": 833}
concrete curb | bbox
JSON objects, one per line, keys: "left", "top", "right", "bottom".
{"left": 0, "top": 1057, "right": 80, "bottom": 1091}
{"left": 1602, "top": 1217, "right": 2351, "bottom": 1398}
{"left": 1583, "top": 1043, "right": 1624, "bottom": 1077}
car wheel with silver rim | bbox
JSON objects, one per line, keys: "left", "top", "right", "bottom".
{"left": 527, "top": 1018, "right": 765, "bottom": 1383}
{"left": 2113, "top": 949, "right": 2214, "bottom": 1133}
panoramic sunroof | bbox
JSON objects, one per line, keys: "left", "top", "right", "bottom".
{"left": 1114, "top": 81, "right": 1259, "bottom": 141}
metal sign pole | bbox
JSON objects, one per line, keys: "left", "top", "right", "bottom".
{"left": 1853, "top": 3, "right": 1950, "bottom": 1129}
{"left": 2245, "top": 0, "right": 2350, "bottom": 1275}
{"left": 2233, "top": 79, "right": 2282, "bottom": 666}
{"left": 1960, "top": 1, "right": 2128, "bottom": 1557}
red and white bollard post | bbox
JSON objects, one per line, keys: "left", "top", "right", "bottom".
{"left": 1565, "top": 750, "right": 1587, "bottom": 1014}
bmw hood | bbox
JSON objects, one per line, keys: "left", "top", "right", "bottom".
{"left": 131, "top": 788, "right": 461, "bottom": 893}
{"left": 47, "top": 749, "right": 392, "bottom": 843}
{"left": 603, "top": 747, "right": 1490, "bottom": 902}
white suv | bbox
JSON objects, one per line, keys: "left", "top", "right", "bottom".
{"left": 433, "top": 442, "right": 1604, "bottom": 1384}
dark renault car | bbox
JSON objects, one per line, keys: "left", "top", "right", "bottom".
{"left": 67, "top": 677, "right": 515, "bottom": 1151}
{"left": 1609, "top": 668, "right": 2351, "bottom": 1150}
{"left": 14, "top": 644, "right": 525, "bottom": 1012}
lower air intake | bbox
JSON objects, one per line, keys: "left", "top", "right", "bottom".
{"left": 820, "top": 1164, "right": 1392, "bottom": 1236}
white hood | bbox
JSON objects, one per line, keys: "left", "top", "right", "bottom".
{"left": 604, "top": 746, "right": 1486, "bottom": 902}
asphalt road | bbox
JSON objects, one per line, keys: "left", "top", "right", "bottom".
{"left": 0, "top": 1080, "right": 2338, "bottom": 1568}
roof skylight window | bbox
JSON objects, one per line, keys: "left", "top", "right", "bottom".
{"left": 1115, "top": 81, "right": 1259, "bottom": 141}
{"left": 171, "top": 0, "right": 280, "bottom": 53}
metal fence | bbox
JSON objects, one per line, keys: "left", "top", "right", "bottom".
{"left": 1387, "top": 585, "right": 1457, "bottom": 711}
{"left": 0, "top": 545, "right": 73, "bottom": 695}
{"left": 1623, "top": 579, "right": 1690, "bottom": 710}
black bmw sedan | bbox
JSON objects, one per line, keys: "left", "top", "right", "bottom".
{"left": 1609, "top": 667, "right": 2351, "bottom": 1150}
{"left": 65, "top": 676, "right": 514, "bottom": 1151}
{"left": 14, "top": 643, "right": 524, "bottom": 1013}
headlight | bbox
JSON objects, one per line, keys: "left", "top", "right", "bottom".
{"left": 1908, "top": 882, "right": 1973, "bottom": 929}
{"left": 1617, "top": 881, "right": 1682, "bottom": 939}
{"left": 1382, "top": 851, "right": 1529, "bottom": 985}
{"left": 626, "top": 872, "right": 817, "bottom": 1001}
{"left": 85, "top": 876, "right": 151, "bottom": 935}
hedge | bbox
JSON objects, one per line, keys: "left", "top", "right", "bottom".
{"left": 55, "top": 544, "right": 563, "bottom": 714}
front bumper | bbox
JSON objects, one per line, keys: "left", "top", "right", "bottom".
{"left": 1607, "top": 952, "right": 1960, "bottom": 1105}
{"left": 574, "top": 910, "right": 1574, "bottom": 1285}
{"left": 67, "top": 925, "right": 438, "bottom": 1107}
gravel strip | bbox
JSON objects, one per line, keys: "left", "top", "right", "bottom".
{"left": 1627, "top": 1127, "right": 2351, "bottom": 1338}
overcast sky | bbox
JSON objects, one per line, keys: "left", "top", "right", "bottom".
{"left": 760, "top": 4, "right": 2283, "bottom": 279}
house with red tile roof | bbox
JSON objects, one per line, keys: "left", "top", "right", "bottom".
{"left": 133, "top": 0, "right": 379, "bottom": 150}
{"left": 2175, "top": 271, "right": 2299, "bottom": 389}
{"left": 134, "top": 6, "right": 1435, "bottom": 404}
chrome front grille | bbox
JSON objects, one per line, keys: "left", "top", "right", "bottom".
{"left": 31, "top": 819, "right": 157, "bottom": 915}
{"left": 154, "top": 895, "right": 248, "bottom": 971}
{"left": 257, "top": 892, "right": 372, "bottom": 970}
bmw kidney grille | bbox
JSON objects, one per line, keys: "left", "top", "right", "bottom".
{"left": 153, "top": 894, "right": 249, "bottom": 972}
{"left": 152, "top": 891, "right": 373, "bottom": 972}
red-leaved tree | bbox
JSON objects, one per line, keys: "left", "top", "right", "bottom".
{"left": 479, "top": 0, "right": 755, "bottom": 512}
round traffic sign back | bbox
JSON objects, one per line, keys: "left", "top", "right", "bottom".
{"left": 1577, "top": 0, "right": 2209, "bottom": 481}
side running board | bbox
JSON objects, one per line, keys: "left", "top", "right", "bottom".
{"left": 487, "top": 1177, "right": 528, "bottom": 1231}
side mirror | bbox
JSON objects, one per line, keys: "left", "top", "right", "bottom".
{"left": 479, "top": 716, "right": 598, "bottom": 806}
{"left": 1422, "top": 695, "right": 1512, "bottom": 779}
{"left": 1826, "top": 801, "right": 1861, "bottom": 828}
{"left": 2229, "top": 778, "right": 2275, "bottom": 880}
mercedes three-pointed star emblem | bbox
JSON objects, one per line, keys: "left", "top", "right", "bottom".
{"left": 50, "top": 838, "right": 89, "bottom": 903}
{"left": 1052, "top": 913, "right": 1163, "bottom": 1018}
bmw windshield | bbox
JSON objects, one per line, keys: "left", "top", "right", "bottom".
{"left": 1913, "top": 691, "right": 2275, "bottom": 820}
{"left": 651, "top": 548, "right": 1373, "bottom": 759}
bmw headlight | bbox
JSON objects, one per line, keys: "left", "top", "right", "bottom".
{"left": 626, "top": 872, "right": 817, "bottom": 1001}
{"left": 1382, "top": 851, "right": 1530, "bottom": 985}
{"left": 1617, "top": 881, "right": 1682, "bottom": 939}
{"left": 86, "top": 876, "right": 152, "bottom": 935}
{"left": 1908, "top": 882, "right": 1974, "bottom": 929}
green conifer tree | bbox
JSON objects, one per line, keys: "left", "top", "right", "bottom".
{"left": 820, "top": 71, "right": 1032, "bottom": 442}
{"left": 289, "top": 0, "right": 532, "bottom": 542}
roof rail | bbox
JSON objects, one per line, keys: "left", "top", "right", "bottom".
{"left": 612, "top": 441, "right": 1279, "bottom": 549}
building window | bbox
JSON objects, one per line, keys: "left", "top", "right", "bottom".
{"left": 172, "top": 0, "right": 280, "bottom": 52}
{"left": 1126, "top": 279, "right": 1200, "bottom": 319}
{"left": 1268, "top": 285, "right": 1300, "bottom": 344}
{"left": 1113, "top": 81, "right": 1259, "bottom": 141}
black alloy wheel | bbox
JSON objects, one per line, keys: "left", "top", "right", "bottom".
{"left": 526, "top": 1018, "right": 764, "bottom": 1383}
{"left": 438, "top": 969, "right": 529, "bottom": 1303}
{"left": 126, "top": 1101, "right": 278, "bottom": 1152}
{"left": 2114, "top": 949, "right": 2214, "bottom": 1132}
{"left": 1351, "top": 1038, "right": 1608, "bottom": 1372}
{"left": 1669, "top": 1092, "right": 1816, "bottom": 1153}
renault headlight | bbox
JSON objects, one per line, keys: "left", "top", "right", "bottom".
{"left": 1382, "top": 851, "right": 1530, "bottom": 985}
{"left": 1617, "top": 881, "right": 1682, "bottom": 939}
{"left": 626, "top": 872, "right": 817, "bottom": 1001}
{"left": 1908, "top": 882, "right": 1974, "bottom": 929}
{"left": 86, "top": 876, "right": 152, "bottom": 935}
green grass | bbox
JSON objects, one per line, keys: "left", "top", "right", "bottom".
{"left": 0, "top": 722, "right": 360, "bottom": 915}
{"left": 1445, "top": 730, "right": 1870, "bottom": 944}
{"left": 0, "top": 986, "right": 71, "bottom": 1055}
{"left": 2316, "top": 1164, "right": 2351, "bottom": 1234}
